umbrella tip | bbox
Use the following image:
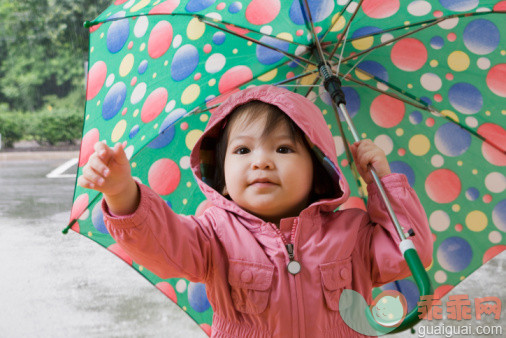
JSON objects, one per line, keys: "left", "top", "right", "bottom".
{"left": 83, "top": 21, "right": 93, "bottom": 28}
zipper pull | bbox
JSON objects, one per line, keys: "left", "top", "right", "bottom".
{"left": 286, "top": 244, "right": 301, "bottom": 275}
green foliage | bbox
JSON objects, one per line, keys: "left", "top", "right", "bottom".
{"left": 28, "top": 109, "right": 83, "bottom": 145}
{"left": 0, "top": 112, "right": 25, "bottom": 147}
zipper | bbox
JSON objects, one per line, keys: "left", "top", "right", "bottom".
{"left": 270, "top": 218, "right": 301, "bottom": 275}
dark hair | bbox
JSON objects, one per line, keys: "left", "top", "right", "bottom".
{"left": 213, "top": 100, "right": 338, "bottom": 204}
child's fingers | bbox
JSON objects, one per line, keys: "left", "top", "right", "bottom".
{"left": 77, "top": 175, "right": 96, "bottom": 189}
{"left": 88, "top": 154, "right": 110, "bottom": 177}
{"left": 82, "top": 164, "right": 106, "bottom": 187}
{"left": 94, "top": 141, "right": 114, "bottom": 162}
{"left": 111, "top": 143, "right": 130, "bottom": 165}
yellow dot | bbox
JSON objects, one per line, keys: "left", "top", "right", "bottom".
{"left": 452, "top": 204, "right": 460, "bottom": 212}
{"left": 119, "top": 53, "right": 134, "bottom": 77}
{"left": 322, "top": 109, "right": 327, "bottom": 115}
{"left": 181, "top": 84, "right": 201, "bottom": 105}
{"left": 140, "top": 43, "right": 146, "bottom": 51}
{"left": 472, "top": 169, "right": 478, "bottom": 174}
{"left": 426, "top": 260, "right": 433, "bottom": 271}
{"left": 430, "top": 60, "right": 438, "bottom": 67}
{"left": 485, "top": 110, "right": 491, "bottom": 116}
{"left": 247, "top": 41, "right": 253, "bottom": 46}
{"left": 183, "top": 306, "right": 187, "bottom": 311}
{"left": 208, "top": 78, "right": 216, "bottom": 86}
{"left": 141, "top": 135, "right": 145, "bottom": 141}
{"left": 330, "top": 14, "right": 346, "bottom": 32}
{"left": 277, "top": 32, "right": 293, "bottom": 42}
{"left": 409, "top": 134, "right": 431, "bottom": 156}
{"left": 396, "top": 128, "right": 404, "bottom": 136}
{"left": 466, "top": 210, "right": 488, "bottom": 231}
{"left": 457, "top": 160, "right": 463, "bottom": 166}
{"left": 501, "top": 50, "right": 506, "bottom": 56}
{"left": 139, "top": 265, "right": 144, "bottom": 271}
{"left": 328, "top": 124, "right": 332, "bottom": 129}
{"left": 352, "top": 36, "right": 374, "bottom": 51}
{"left": 183, "top": 199, "right": 188, "bottom": 205}
{"left": 133, "top": 109, "right": 139, "bottom": 117}
{"left": 185, "top": 129, "right": 204, "bottom": 150}
{"left": 90, "top": 46, "right": 94, "bottom": 53}
{"left": 111, "top": 120, "right": 127, "bottom": 143}
{"left": 448, "top": 51, "right": 470, "bottom": 72}
{"left": 200, "top": 114, "right": 209, "bottom": 122}
{"left": 186, "top": 182, "right": 192, "bottom": 188}
{"left": 361, "top": 133, "right": 367, "bottom": 138}
{"left": 441, "top": 110, "right": 459, "bottom": 123}
{"left": 131, "top": 0, "right": 149, "bottom": 12}
{"left": 460, "top": 276, "right": 465, "bottom": 281}
{"left": 152, "top": 73, "right": 157, "bottom": 79}
{"left": 258, "top": 69, "right": 278, "bottom": 82}
{"left": 100, "top": 32, "right": 104, "bottom": 39}
{"left": 233, "top": 49, "right": 238, "bottom": 54}
{"left": 407, "top": 84, "right": 413, "bottom": 89}
{"left": 404, "top": 21, "right": 410, "bottom": 25}
{"left": 355, "top": 68, "right": 372, "bottom": 81}
{"left": 86, "top": 115, "right": 90, "bottom": 120}
{"left": 187, "top": 17, "right": 206, "bottom": 40}
{"left": 97, "top": 100, "right": 101, "bottom": 106}
{"left": 88, "top": 232, "right": 93, "bottom": 237}
{"left": 132, "top": 162, "right": 137, "bottom": 168}
{"left": 164, "top": 60, "right": 168, "bottom": 66}
{"left": 502, "top": 110, "right": 506, "bottom": 115}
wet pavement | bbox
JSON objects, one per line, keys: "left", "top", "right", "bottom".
{"left": 0, "top": 152, "right": 504, "bottom": 337}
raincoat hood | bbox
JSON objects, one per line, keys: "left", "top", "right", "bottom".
{"left": 190, "top": 85, "right": 351, "bottom": 220}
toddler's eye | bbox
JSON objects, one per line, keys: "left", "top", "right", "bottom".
{"left": 277, "top": 146, "right": 294, "bottom": 154}
{"left": 234, "top": 147, "right": 250, "bottom": 155}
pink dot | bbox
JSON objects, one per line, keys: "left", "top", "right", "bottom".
{"left": 398, "top": 148, "right": 406, "bottom": 156}
{"left": 477, "top": 123, "right": 506, "bottom": 166}
{"left": 204, "top": 44, "right": 212, "bottom": 53}
{"left": 181, "top": 122, "right": 189, "bottom": 130}
{"left": 433, "top": 10, "right": 443, "bottom": 18}
{"left": 483, "top": 194, "right": 492, "bottom": 203}
{"left": 108, "top": 243, "right": 133, "bottom": 265}
{"left": 216, "top": 2, "right": 226, "bottom": 10}
{"left": 426, "top": 117, "right": 435, "bottom": 127}
{"left": 86, "top": 61, "right": 107, "bottom": 100}
{"left": 149, "top": 0, "right": 180, "bottom": 14}
{"left": 370, "top": 94, "right": 405, "bottom": 128}
{"left": 218, "top": 65, "right": 253, "bottom": 94}
{"left": 483, "top": 245, "right": 506, "bottom": 264}
{"left": 447, "top": 33, "right": 456, "bottom": 42}
{"left": 70, "top": 194, "right": 89, "bottom": 221}
{"left": 114, "top": 0, "right": 129, "bottom": 4}
{"left": 362, "top": 0, "right": 399, "bottom": 18}
{"left": 245, "top": 0, "right": 280, "bottom": 25}
{"left": 432, "top": 233, "right": 437, "bottom": 242}
{"left": 201, "top": 324, "right": 212, "bottom": 337}
{"left": 434, "top": 94, "right": 443, "bottom": 102}
{"left": 79, "top": 128, "right": 100, "bottom": 166}
{"left": 122, "top": 108, "right": 127, "bottom": 115}
{"left": 314, "top": 27, "right": 322, "bottom": 34}
{"left": 425, "top": 169, "right": 461, "bottom": 203}
{"left": 148, "top": 21, "right": 173, "bottom": 59}
{"left": 391, "top": 38, "right": 427, "bottom": 71}
{"left": 296, "top": 29, "right": 303, "bottom": 36}
{"left": 340, "top": 196, "right": 366, "bottom": 211}
{"left": 486, "top": 64, "right": 506, "bottom": 97}
{"left": 225, "top": 24, "right": 249, "bottom": 35}
{"left": 156, "top": 282, "right": 177, "bottom": 303}
{"left": 148, "top": 159, "right": 181, "bottom": 195}
{"left": 194, "top": 73, "right": 202, "bottom": 81}
{"left": 446, "top": 73, "right": 454, "bottom": 80}
{"left": 131, "top": 76, "right": 137, "bottom": 86}
{"left": 455, "top": 224, "right": 463, "bottom": 232}
{"left": 286, "top": 72, "right": 295, "bottom": 79}
{"left": 128, "top": 41, "right": 133, "bottom": 49}
{"left": 89, "top": 23, "right": 102, "bottom": 33}
{"left": 141, "top": 88, "right": 168, "bottom": 123}
{"left": 341, "top": 159, "right": 349, "bottom": 167}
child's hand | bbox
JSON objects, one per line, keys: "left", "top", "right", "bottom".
{"left": 78, "top": 141, "right": 139, "bottom": 215}
{"left": 349, "top": 139, "right": 391, "bottom": 185}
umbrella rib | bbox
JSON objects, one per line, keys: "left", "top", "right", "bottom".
{"left": 319, "top": 0, "right": 355, "bottom": 43}
{"left": 199, "top": 18, "right": 317, "bottom": 67}
{"left": 327, "top": 0, "right": 365, "bottom": 62}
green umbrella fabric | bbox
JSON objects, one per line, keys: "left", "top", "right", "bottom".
{"left": 67, "top": 0, "right": 506, "bottom": 334}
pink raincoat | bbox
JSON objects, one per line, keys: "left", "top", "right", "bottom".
{"left": 103, "top": 85, "right": 433, "bottom": 337}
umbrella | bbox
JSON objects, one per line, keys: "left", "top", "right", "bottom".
{"left": 65, "top": 0, "right": 506, "bottom": 335}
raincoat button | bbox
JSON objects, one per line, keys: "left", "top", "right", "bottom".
{"left": 340, "top": 267, "right": 350, "bottom": 280}
{"left": 241, "top": 270, "right": 253, "bottom": 283}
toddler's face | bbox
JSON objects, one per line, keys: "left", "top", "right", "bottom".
{"left": 223, "top": 110, "right": 313, "bottom": 224}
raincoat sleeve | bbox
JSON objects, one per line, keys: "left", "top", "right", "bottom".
{"left": 102, "top": 182, "right": 213, "bottom": 283}
{"left": 359, "top": 173, "right": 433, "bottom": 287}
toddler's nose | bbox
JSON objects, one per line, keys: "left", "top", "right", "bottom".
{"left": 251, "top": 152, "right": 274, "bottom": 169}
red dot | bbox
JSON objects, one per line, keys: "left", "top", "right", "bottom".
{"left": 455, "top": 224, "right": 463, "bottom": 232}
{"left": 131, "top": 76, "right": 137, "bottom": 86}
{"left": 370, "top": 94, "right": 405, "bottom": 128}
{"left": 296, "top": 29, "right": 303, "bottom": 36}
{"left": 245, "top": 0, "right": 280, "bottom": 25}
{"left": 483, "top": 194, "right": 492, "bottom": 203}
{"left": 122, "top": 108, "right": 127, "bottom": 116}
{"left": 148, "top": 159, "right": 181, "bottom": 195}
{"left": 341, "top": 159, "right": 349, "bottom": 167}
{"left": 477, "top": 123, "right": 506, "bottom": 166}
{"left": 433, "top": 10, "right": 443, "bottom": 18}
{"left": 391, "top": 38, "right": 427, "bottom": 71}
{"left": 70, "top": 194, "right": 89, "bottom": 221}
{"left": 86, "top": 61, "right": 107, "bottom": 101}
{"left": 216, "top": 2, "right": 226, "bottom": 10}
{"left": 204, "top": 44, "right": 212, "bottom": 53}
{"left": 79, "top": 129, "right": 100, "bottom": 166}
{"left": 486, "top": 63, "right": 506, "bottom": 97}
{"left": 141, "top": 87, "right": 168, "bottom": 123}
{"left": 446, "top": 73, "right": 454, "bottom": 80}
{"left": 286, "top": 72, "right": 295, "bottom": 79}
{"left": 432, "top": 233, "right": 437, "bottom": 242}
{"left": 362, "top": 0, "right": 400, "bottom": 19}
{"left": 447, "top": 33, "right": 457, "bottom": 42}
{"left": 128, "top": 41, "right": 133, "bottom": 49}
{"left": 156, "top": 282, "right": 177, "bottom": 303}
{"left": 426, "top": 117, "right": 435, "bottom": 127}
{"left": 108, "top": 243, "right": 133, "bottom": 265}
{"left": 149, "top": 0, "right": 180, "bottom": 14}
{"left": 434, "top": 94, "right": 443, "bottom": 102}
{"left": 148, "top": 21, "right": 173, "bottom": 59}
{"left": 181, "top": 122, "right": 189, "bottom": 130}
{"left": 398, "top": 148, "right": 406, "bottom": 156}
{"left": 194, "top": 73, "right": 202, "bottom": 81}
{"left": 425, "top": 169, "right": 461, "bottom": 203}
{"left": 483, "top": 245, "right": 506, "bottom": 264}
{"left": 218, "top": 66, "right": 253, "bottom": 94}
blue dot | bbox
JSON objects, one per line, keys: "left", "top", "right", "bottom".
{"left": 229, "top": 1, "right": 242, "bottom": 13}
{"left": 188, "top": 282, "right": 210, "bottom": 312}
{"left": 138, "top": 60, "right": 148, "bottom": 74}
{"left": 289, "top": 0, "right": 334, "bottom": 25}
{"left": 341, "top": 87, "right": 360, "bottom": 119}
{"left": 171, "top": 45, "right": 199, "bottom": 81}
{"left": 92, "top": 203, "right": 109, "bottom": 234}
{"left": 381, "top": 279, "right": 419, "bottom": 312}
{"left": 435, "top": 123, "right": 472, "bottom": 157}
{"left": 351, "top": 26, "right": 382, "bottom": 39}
{"left": 102, "top": 82, "right": 127, "bottom": 120}
{"left": 390, "top": 161, "right": 415, "bottom": 187}
{"left": 256, "top": 36, "right": 290, "bottom": 65}
{"left": 106, "top": 19, "right": 130, "bottom": 54}
{"left": 463, "top": 19, "right": 500, "bottom": 55}
{"left": 148, "top": 125, "right": 175, "bottom": 149}
{"left": 409, "top": 111, "right": 423, "bottom": 124}
{"left": 185, "top": 0, "right": 216, "bottom": 12}
{"left": 420, "top": 96, "right": 432, "bottom": 105}
{"left": 465, "top": 187, "right": 479, "bottom": 201}
{"left": 430, "top": 36, "right": 444, "bottom": 50}
{"left": 492, "top": 199, "right": 506, "bottom": 232}
{"left": 212, "top": 32, "right": 226, "bottom": 45}
{"left": 448, "top": 82, "right": 482, "bottom": 115}
{"left": 129, "top": 125, "right": 140, "bottom": 139}
{"left": 437, "top": 237, "right": 473, "bottom": 272}
{"left": 439, "top": 0, "right": 478, "bottom": 12}
{"left": 356, "top": 60, "right": 388, "bottom": 82}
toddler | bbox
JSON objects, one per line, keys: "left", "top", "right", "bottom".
{"left": 79, "top": 85, "right": 433, "bottom": 337}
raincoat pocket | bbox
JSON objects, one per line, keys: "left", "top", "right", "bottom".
{"left": 228, "top": 260, "right": 274, "bottom": 314}
{"left": 320, "top": 256, "right": 352, "bottom": 311}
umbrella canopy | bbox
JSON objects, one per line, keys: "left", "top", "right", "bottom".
{"left": 68, "top": 0, "right": 506, "bottom": 334}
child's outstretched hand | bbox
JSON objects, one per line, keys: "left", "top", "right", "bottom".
{"left": 349, "top": 139, "right": 391, "bottom": 185}
{"left": 77, "top": 141, "right": 139, "bottom": 215}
